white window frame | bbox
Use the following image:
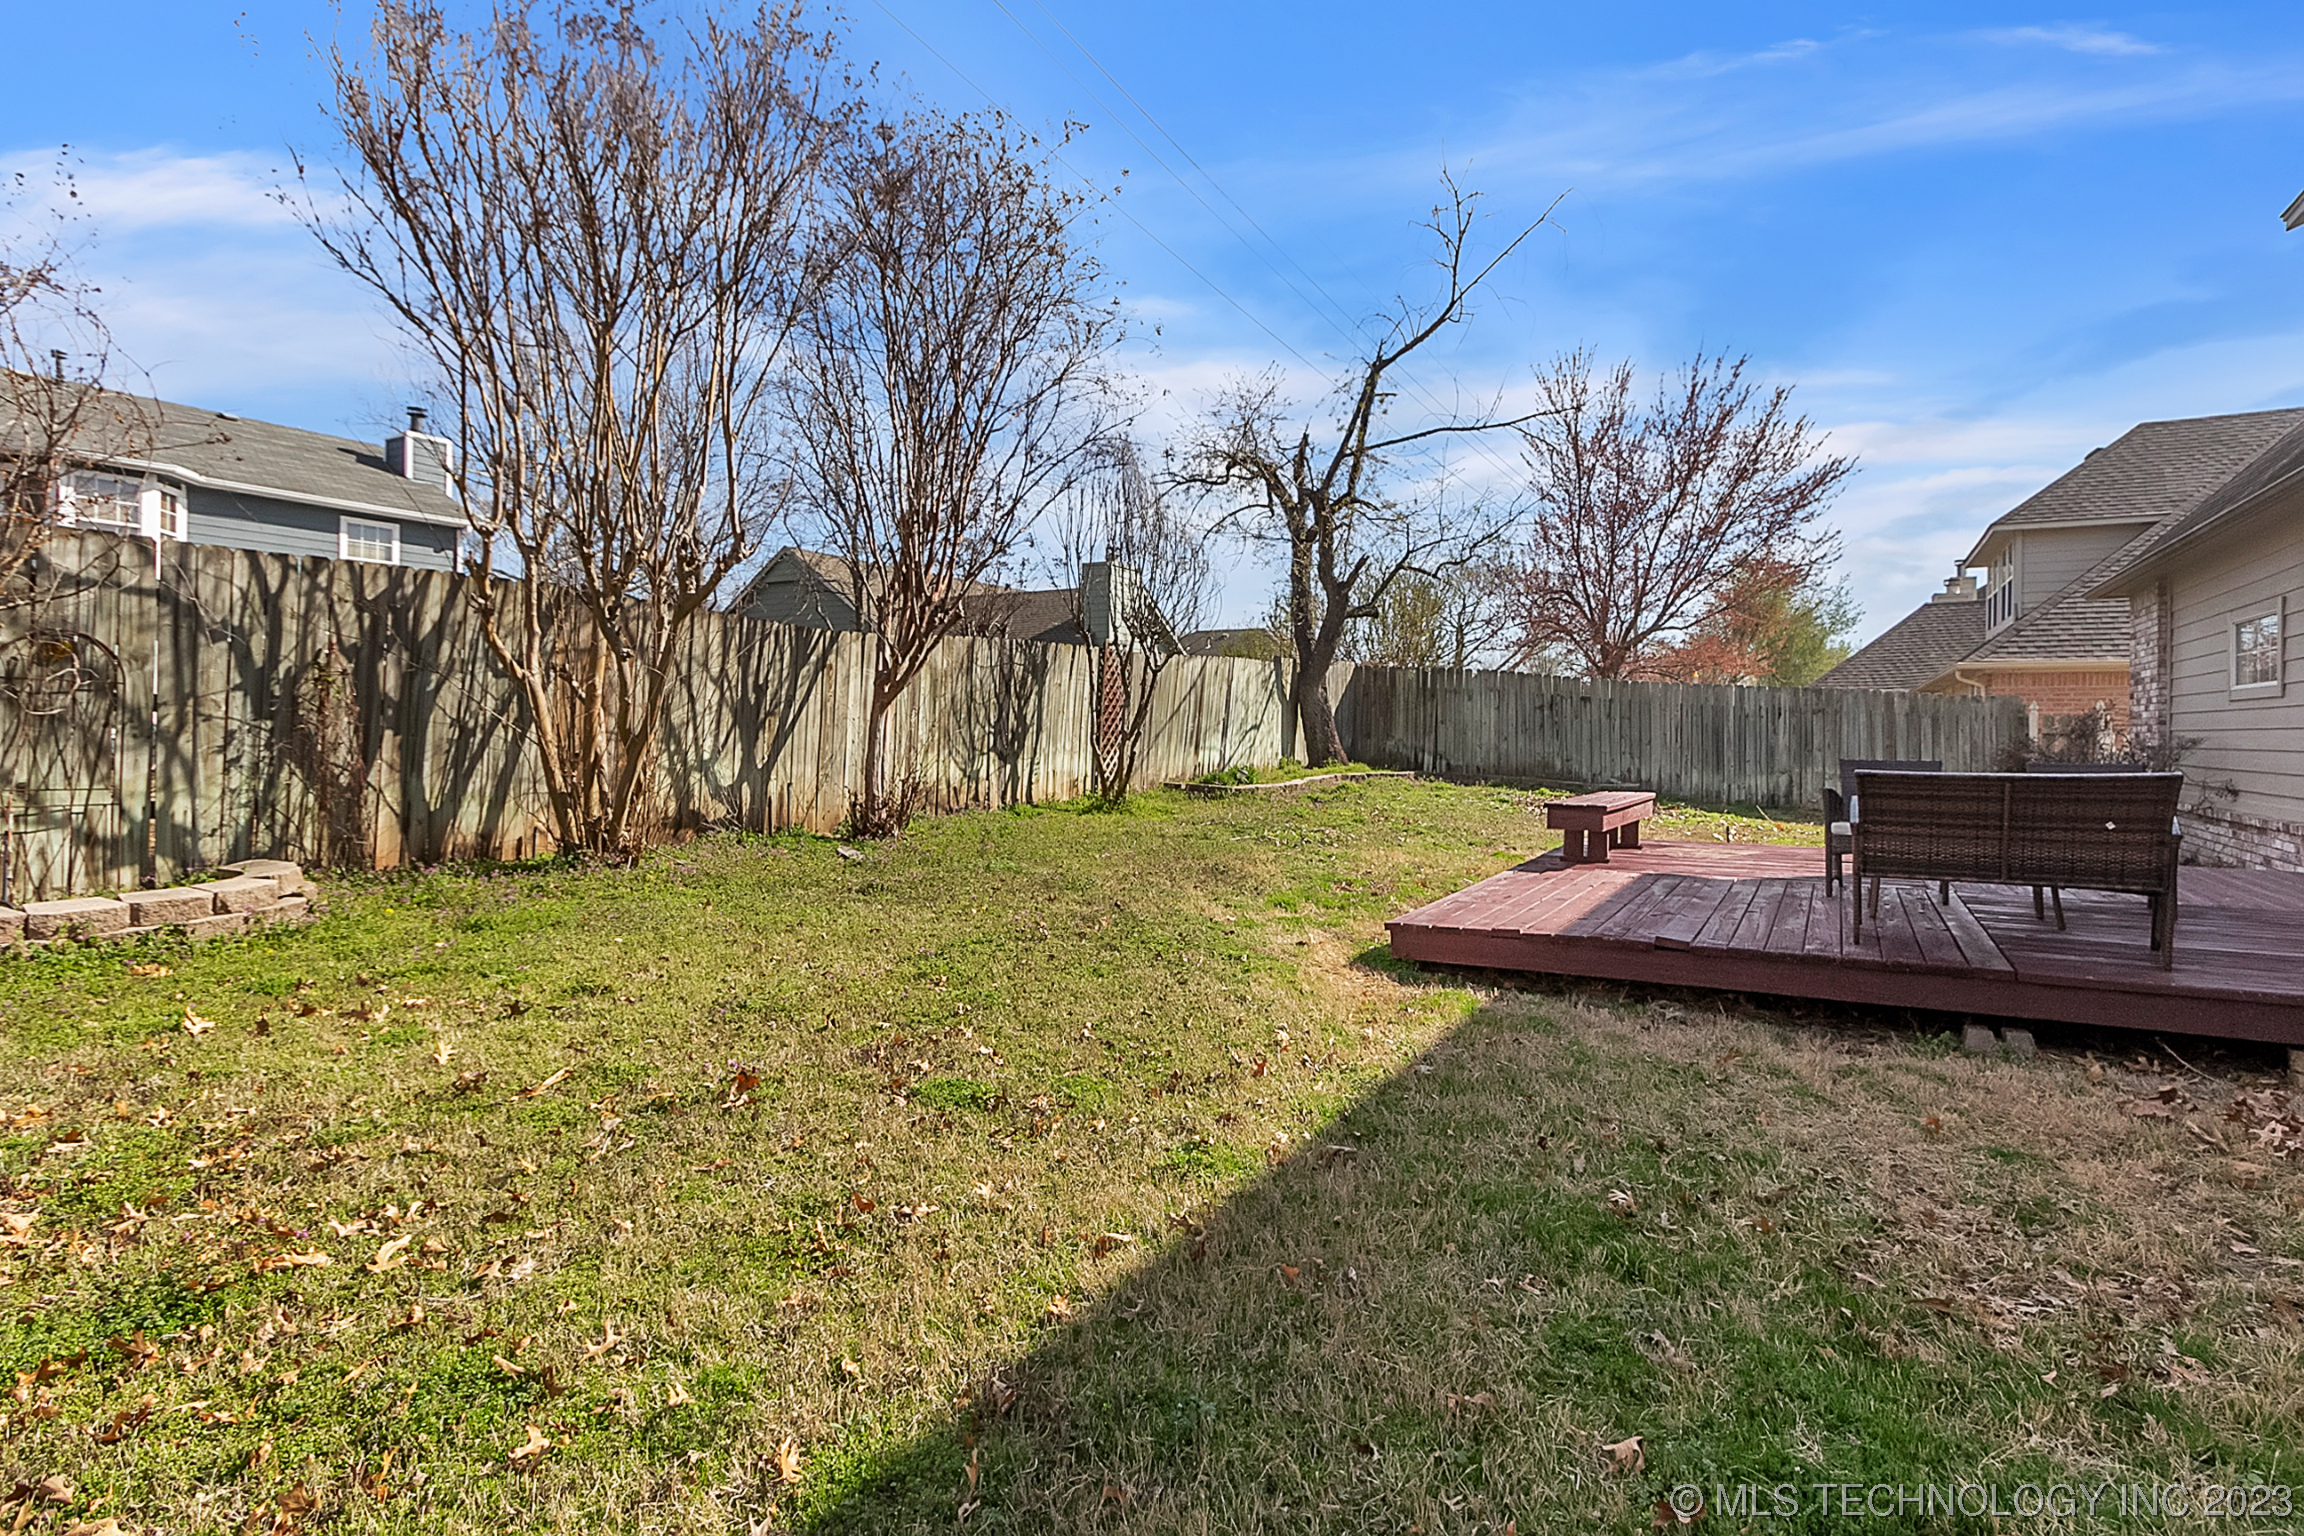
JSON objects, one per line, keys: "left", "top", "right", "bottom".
{"left": 151, "top": 485, "right": 186, "bottom": 542}
{"left": 55, "top": 470, "right": 146, "bottom": 530}
{"left": 53, "top": 471, "right": 189, "bottom": 541}
{"left": 339, "top": 516, "right": 402, "bottom": 566}
{"left": 2230, "top": 596, "right": 2285, "bottom": 700}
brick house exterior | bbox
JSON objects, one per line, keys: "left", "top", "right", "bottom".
{"left": 1821, "top": 409, "right": 2304, "bottom": 762}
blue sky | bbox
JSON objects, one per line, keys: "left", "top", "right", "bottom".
{"left": 5, "top": 3, "right": 2304, "bottom": 638}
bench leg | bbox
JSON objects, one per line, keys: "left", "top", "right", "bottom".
{"left": 1938, "top": 879, "right": 1950, "bottom": 906}
{"left": 2032, "top": 885, "right": 2045, "bottom": 920}
{"left": 1868, "top": 877, "right": 1882, "bottom": 922}
{"left": 2050, "top": 887, "right": 2066, "bottom": 932}
{"left": 1826, "top": 848, "right": 1840, "bottom": 894}
{"left": 1589, "top": 828, "right": 1609, "bottom": 864}
{"left": 1562, "top": 829, "right": 1588, "bottom": 864}
{"left": 1621, "top": 819, "right": 1642, "bottom": 850}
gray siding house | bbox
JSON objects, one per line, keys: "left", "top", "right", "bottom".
{"left": 31, "top": 389, "right": 466, "bottom": 570}
{"left": 733, "top": 546, "right": 1178, "bottom": 650}
{"left": 2093, "top": 419, "right": 2304, "bottom": 868}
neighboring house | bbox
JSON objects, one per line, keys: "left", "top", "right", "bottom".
{"left": 1819, "top": 407, "right": 2304, "bottom": 740}
{"left": 16, "top": 385, "right": 466, "bottom": 570}
{"left": 731, "top": 546, "right": 1179, "bottom": 650}
{"left": 1180, "top": 626, "right": 1286, "bottom": 661}
{"left": 2090, "top": 418, "right": 2304, "bottom": 867}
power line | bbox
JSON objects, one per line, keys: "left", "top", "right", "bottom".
{"left": 991, "top": 1, "right": 1535, "bottom": 491}
{"left": 866, "top": 0, "right": 1337, "bottom": 387}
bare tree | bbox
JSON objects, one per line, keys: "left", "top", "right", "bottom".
{"left": 1505, "top": 348, "right": 1854, "bottom": 680}
{"left": 306, "top": 1, "right": 848, "bottom": 856}
{"left": 785, "top": 108, "right": 1119, "bottom": 835}
{"left": 1055, "top": 438, "right": 1210, "bottom": 801}
{"left": 1348, "top": 560, "right": 1515, "bottom": 671}
{"left": 1, "top": 157, "right": 150, "bottom": 597}
{"left": 1185, "top": 178, "right": 1549, "bottom": 765}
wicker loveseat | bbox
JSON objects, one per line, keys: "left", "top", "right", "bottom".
{"left": 1848, "top": 771, "right": 2184, "bottom": 968}
{"left": 1823, "top": 758, "right": 1941, "bottom": 894}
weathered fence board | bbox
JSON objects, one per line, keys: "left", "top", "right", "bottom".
{"left": 1331, "top": 664, "right": 2027, "bottom": 808}
{"left": 0, "top": 532, "right": 2023, "bottom": 899}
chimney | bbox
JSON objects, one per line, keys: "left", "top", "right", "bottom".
{"left": 1081, "top": 560, "right": 1143, "bottom": 648}
{"left": 386, "top": 405, "right": 454, "bottom": 494}
{"left": 1930, "top": 571, "right": 1979, "bottom": 603}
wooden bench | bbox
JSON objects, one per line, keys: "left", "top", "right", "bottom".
{"left": 1545, "top": 790, "right": 1657, "bottom": 865}
{"left": 1849, "top": 771, "right": 2183, "bottom": 968}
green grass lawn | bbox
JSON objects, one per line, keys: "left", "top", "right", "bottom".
{"left": 1, "top": 781, "right": 2296, "bottom": 1534}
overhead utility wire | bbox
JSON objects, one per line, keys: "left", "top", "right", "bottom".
{"left": 867, "top": 0, "right": 1337, "bottom": 388}
{"left": 1021, "top": 0, "right": 1367, "bottom": 344}
{"left": 986, "top": 0, "right": 1362, "bottom": 348}
{"left": 994, "top": 0, "right": 1534, "bottom": 491}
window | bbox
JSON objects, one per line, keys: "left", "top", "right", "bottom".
{"left": 55, "top": 471, "right": 144, "bottom": 529}
{"left": 340, "top": 517, "right": 401, "bottom": 566}
{"left": 2232, "top": 601, "right": 2284, "bottom": 697}
{"left": 153, "top": 488, "right": 185, "bottom": 541}
{"left": 1985, "top": 544, "right": 2018, "bottom": 630}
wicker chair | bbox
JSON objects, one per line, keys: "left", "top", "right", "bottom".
{"left": 1849, "top": 771, "right": 2183, "bottom": 967}
{"left": 1824, "top": 759, "right": 1941, "bottom": 895}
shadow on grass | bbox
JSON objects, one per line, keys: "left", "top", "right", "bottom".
{"left": 791, "top": 991, "right": 2239, "bottom": 1535}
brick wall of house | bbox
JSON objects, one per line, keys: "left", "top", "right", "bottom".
{"left": 1972, "top": 668, "right": 2131, "bottom": 736}
{"left": 2128, "top": 580, "right": 2172, "bottom": 749}
{"left": 2178, "top": 804, "right": 2304, "bottom": 870}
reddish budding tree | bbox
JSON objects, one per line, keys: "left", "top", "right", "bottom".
{"left": 1504, "top": 349, "right": 1855, "bottom": 681}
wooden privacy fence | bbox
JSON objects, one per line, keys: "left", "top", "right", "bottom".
{"left": 0, "top": 531, "right": 1293, "bottom": 900}
{"left": 0, "top": 532, "right": 2028, "bottom": 900}
{"left": 1332, "top": 665, "right": 2028, "bottom": 810}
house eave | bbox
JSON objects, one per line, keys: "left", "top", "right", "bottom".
{"left": 86, "top": 451, "right": 471, "bottom": 529}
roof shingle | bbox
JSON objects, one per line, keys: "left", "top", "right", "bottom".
{"left": 1969, "top": 406, "right": 2304, "bottom": 557}
{"left": 12, "top": 382, "right": 468, "bottom": 527}
{"left": 1814, "top": 598, "right": 1987, "bottom": 690}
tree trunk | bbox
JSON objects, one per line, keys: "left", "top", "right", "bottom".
{"left": 1293, "top": 661, "right": 1346, "bottom": 767}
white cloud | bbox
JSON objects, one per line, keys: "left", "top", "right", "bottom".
{"left": 1979, "top": 24, "right": 2160, "bottom": 59}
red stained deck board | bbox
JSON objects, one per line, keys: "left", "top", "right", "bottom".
{"left": 1384, "top": 839, "right": 2304, "bottom": 1046}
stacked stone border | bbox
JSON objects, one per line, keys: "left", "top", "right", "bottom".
{"left": 2, "top": 861, "right": 318, "bottom": 951}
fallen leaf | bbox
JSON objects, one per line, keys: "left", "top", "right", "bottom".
{"left": 62, "top": 1521, "right": 134, "bottom": 1536}
{"left": 583, "top": 1326, "right": 626, "bottom": 1360}
{"left": 1603, "top": 1434, "right": 1645, "bottom": 1475}
{"left": 1921, "top": 1115, "right": 1943, "bottom": 1137}
{"left": 37, "top": 1474, "right": 75, "bottom": 1503}
{"left": 492, "top": 1354, "right": 525, "bottom": 1378}
{"left": 367, "top": 1235, "right": 413, "bottom": 1273}
{"left": 253, "top": 1250, "right": 333, "bottom": 1273}
{"left": 507, "top": 1424, "right": 551, "bottom": 1469}
{"left": 1044, "top": 1295, "right": 1072, "bottom": 1322}
{"left": 839, "top": 1356, "right": 861, "bottom": 1379}
{"left": 432, "top": 1039, "right": 456, "bottom": 1067}
{"left": 520, "top": 1068, "right": 571, "bottom": 1098}
{"left": 775, "top": 1437, "right": 804, "bottom": 1484}
{"left": 666, "top": 1382, "right": 694, "bottom": 1406}
{"left": 181, "top": 1008, "right": 216, "bottom": 1036}
{"left": 127, "top": 963, "right": 170, "bottom": 977}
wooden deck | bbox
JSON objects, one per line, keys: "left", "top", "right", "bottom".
{"left": 1386, "top": 840, "right": 2304, "bottom": 1046}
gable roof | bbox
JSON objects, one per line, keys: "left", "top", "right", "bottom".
{"left": 1813, "top": 597, "right": 1987, "bottom": 690}
{"left": 733, "top": 546, "right": 1088, "bottom": 642}
{"left": 2087, "top": 417, "right": 2304, "bottom": 597}
{"left": 1963, "top": 406, "right": 2304, "bottom": 564}
{"left": 7, "top": 380, "right": 468, "bottom": 528}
